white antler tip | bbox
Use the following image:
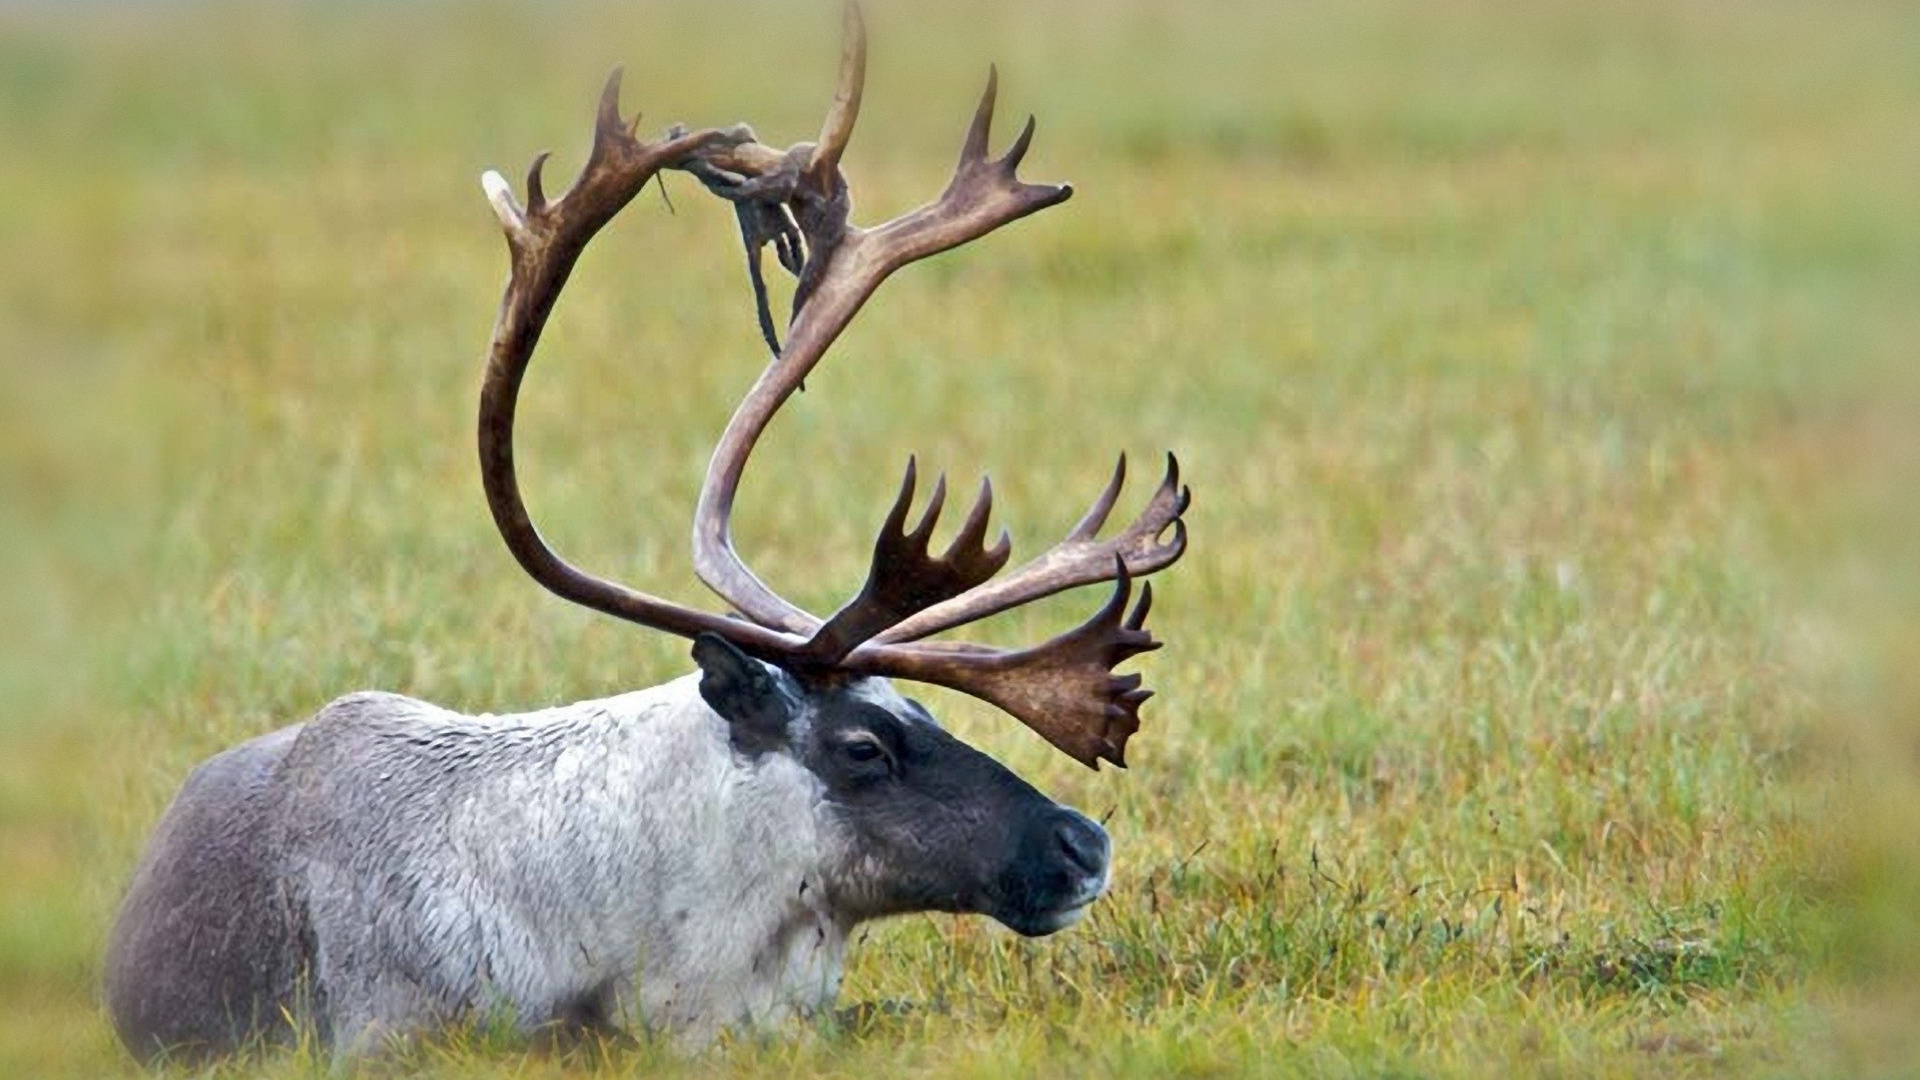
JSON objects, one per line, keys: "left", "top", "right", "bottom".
{"left": 481, "top": 170, "right": 527, "bottom": 233}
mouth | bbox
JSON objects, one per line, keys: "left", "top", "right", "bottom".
{"left": 1025, "top": 898, "right": 1095, "bottom": 934}
{"left": 1001, "top": 872, "right": 1110, "bottom": 937}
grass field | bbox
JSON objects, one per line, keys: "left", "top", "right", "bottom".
{"left": 2, "top": 0, "right": 1918, "bottom": 1075}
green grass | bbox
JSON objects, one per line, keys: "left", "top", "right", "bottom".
{"left": 2, "top": 0, "right": 1916, "bottom": 1075}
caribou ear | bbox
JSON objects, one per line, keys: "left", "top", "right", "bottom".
{"left": 692, "top": 634, "right": 794, "bottom": 755}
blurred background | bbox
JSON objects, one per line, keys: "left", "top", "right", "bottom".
{"left": 1, "top": 0, "right": 1916, "bottom": 1075}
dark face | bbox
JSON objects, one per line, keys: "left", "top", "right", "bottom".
{"left": 692, "top": 635, "right": 1111, "bottom": 936}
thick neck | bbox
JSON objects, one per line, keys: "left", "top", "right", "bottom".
{"left": 480, "top": 678, "right": 855, "bottom": 1029}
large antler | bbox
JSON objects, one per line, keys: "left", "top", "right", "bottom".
{"left": 477, "top": 10, "right": 1189, "bottom": 768}
{"left": 679, "top": 40, "right": 1075, "bottom": 634}
{"left": 478, "top": 73, "right": 802, "bottom": 655}
{"left": 679, "top": 10, "right": 1188, "bottom": 646}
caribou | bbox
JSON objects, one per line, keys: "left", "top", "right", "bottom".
{"left": 104, "top": 9, "right": 1190, "bottom": 1064}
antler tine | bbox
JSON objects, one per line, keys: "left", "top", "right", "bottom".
{"left": 1126, "top": 580, "right": 1155, "bottom": 631}
{"left": 948, "top": 476, "right": 1011, "bottom": 565}
{"left": 960, "top": 65, "right": 999, "bottom": 166}
{"left": 524, "top": 152, "right": 551, "bottom": 215}
{"left": 909, "top": 472, "right": 948, "bottom": 546}
{"left": 1068, "top": 453, "right": 1129, "bottom": 541}
{"left": 875, "top": 452, "right": 1191, "bottom": 644}
{"left": 594, "top": 67, "right": 626, "bottom": 149}
{"left": 806, "top": 0, "right": 866, "bottom": 189}
{"left": 883, "top": 455, "right": 920, "bottom": 535}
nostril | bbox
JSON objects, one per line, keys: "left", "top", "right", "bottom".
{"left": 1054, "top": 816, "right": 1108, "bottom": 876}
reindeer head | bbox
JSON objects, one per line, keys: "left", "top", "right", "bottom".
{"left": 690, "top": 634, "right": 1112, "bottom": 936}
{"left": 475, "top": 3, "right": 1190, "bottom": 933}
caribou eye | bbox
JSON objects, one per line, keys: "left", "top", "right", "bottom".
{"left": 843, "top": 736, "right": 885, "bottom": 764}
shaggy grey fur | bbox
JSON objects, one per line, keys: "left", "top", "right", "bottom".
{"left": 105, "top": 655, "right": 1109, "bottom": 1064}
